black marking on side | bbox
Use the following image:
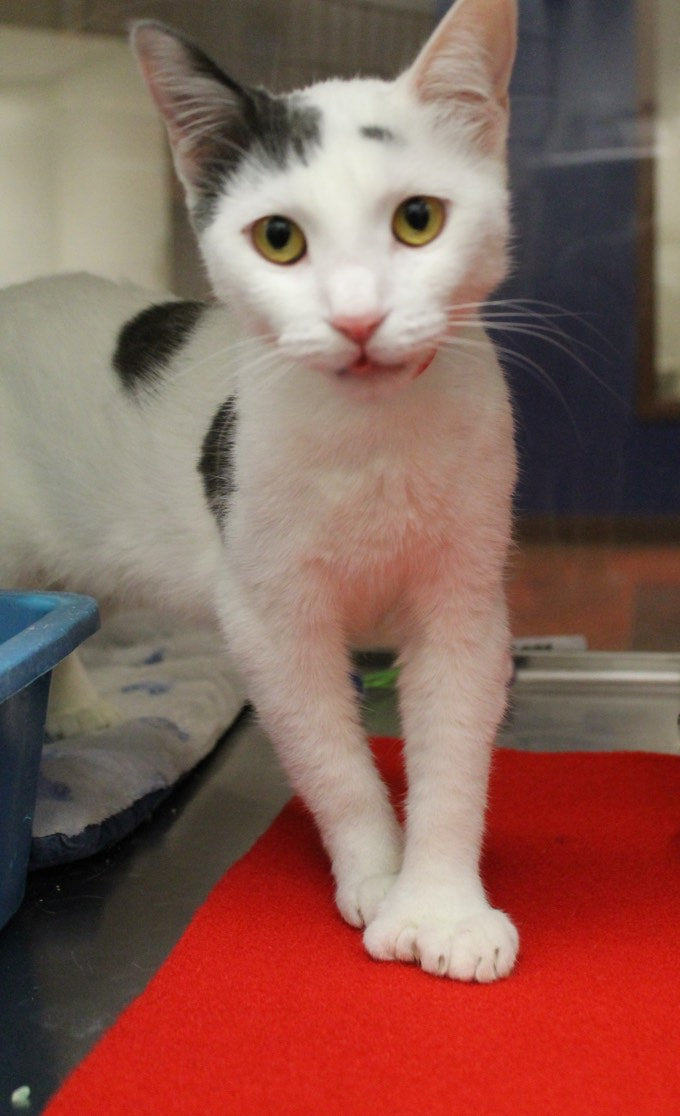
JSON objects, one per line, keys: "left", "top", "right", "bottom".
{"left": 198, "top": 397, "right": 237, "bottom": 523}
{"left": 113, "top": 301, "right": 206, "bottom": 394}
{"left": 360, "top": 125, "right": 396, "bottom": 143}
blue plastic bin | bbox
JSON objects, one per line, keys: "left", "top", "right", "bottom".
{"left": 0, "top": 591, "right": 100, "bottom": 929}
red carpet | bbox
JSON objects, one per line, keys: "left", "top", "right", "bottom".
{"left": 46, "top": 742, "right": 679, "bottom": 1115}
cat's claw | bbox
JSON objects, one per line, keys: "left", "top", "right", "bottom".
{"left": 364, "top": 901, "right": 519, "bottom": 982}
{"left": 335, "top": 872, "right": 399, "bottom": 929}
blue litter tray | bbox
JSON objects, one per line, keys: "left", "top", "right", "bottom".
{"left": 0, "top": 591, "right": 100, "bottom": 929}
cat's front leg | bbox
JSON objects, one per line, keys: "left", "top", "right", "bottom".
{"left": 219, "top": 590, "right": 403, "bottom": 927}
{"left": 363, "top": 592, "right": 518, "bottom": 982}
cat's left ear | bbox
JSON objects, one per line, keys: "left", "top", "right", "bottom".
{"left": 130, "top": 20, "right": 252, "bottom": 212}
{"left": 404, "top": 0, "right": 517, "bottom": 155}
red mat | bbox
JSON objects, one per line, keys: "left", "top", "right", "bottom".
{"left": 46, "top": 742, "right": 680, "bottom": 1115}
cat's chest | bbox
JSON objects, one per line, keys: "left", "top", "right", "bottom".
{"left": 230, "top": 377, "right": 512, "bottom": 597}
{"left": 312, "top": 453, "right": 449, "bottom": 539}
{"left": 247, "top": 431, "right": 462, "bottom": 570}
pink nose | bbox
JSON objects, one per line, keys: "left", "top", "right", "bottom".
{"left": 331, "top": 313, "right": 384, "bottom": 346}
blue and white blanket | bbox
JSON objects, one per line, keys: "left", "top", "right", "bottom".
{"left": 31, "top": 611, "right": 247, "bottom": 868}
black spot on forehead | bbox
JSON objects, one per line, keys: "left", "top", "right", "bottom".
{"left": 360, "top": 125, "right": 397, "bottom": 143}
{"left": 193, "top": 92, "right": 321, "bottom": 229}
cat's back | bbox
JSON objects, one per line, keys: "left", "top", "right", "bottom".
{"left": 0, "top": 273, "right": 231, "bottom": 603}
{"left": 0, "top": 272, "right": 233, "bottom": 428}
{"left": 0, "top": 272, "right": 155, "bottom": 338}
{"left": 0, "top": 271, "right": 159, "bottom": 323}
{"left": 0, "top": 273, "right": 167, "bottom": 396}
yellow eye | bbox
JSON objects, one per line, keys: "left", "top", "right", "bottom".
{"left": 252, "top": 215, "right": 306, "bottom": 265}
{"left": 392, "top": 196, "right": 445, "bottom": 247}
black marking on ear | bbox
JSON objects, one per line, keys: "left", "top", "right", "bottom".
{"left": 134, "top": 23, "right": 322, "bottom": 230}
{"left": 249, "top": 91, "right": 322, "bottom": 168}
{"left": 193, "top": 90, "right": 322, "bottom": 229}
{"left": 360, "top": 125, "right": 396, "bottom": 143}
{"left": 113, "top": 301, "right": 206, "bottom": 394}
{"left": 198, "top": 397, "right": 237, "bottom": 523}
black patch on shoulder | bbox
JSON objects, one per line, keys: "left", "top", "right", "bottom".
{"left": 360, "top": 125, "right": 396, "bottom": 143}
{"left": 113, "top": 301, "right": 206, "bottom": 394}
{"left": 198, "top": 397, "right": 237, "bottom": 523}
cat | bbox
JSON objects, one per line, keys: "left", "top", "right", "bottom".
{"left": 0, "top": 0, "right": 519, "bottom": 981}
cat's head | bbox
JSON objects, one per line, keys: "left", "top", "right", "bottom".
{"left": 132, "top": 0, "right": 516, "bottom": 400}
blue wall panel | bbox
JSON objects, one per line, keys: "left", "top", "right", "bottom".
{"left": 439, "top": 0, "right": 680, "bottom": 516}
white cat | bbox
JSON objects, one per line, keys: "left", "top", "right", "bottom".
{"left": 0, "top": 0, "right": 519, "bottom": 981}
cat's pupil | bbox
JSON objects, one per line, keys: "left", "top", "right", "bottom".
{"left": 266, "top": 217, "right": 292, "bottom": 250}
{"left": 404, "top": 198, "right": 430, "bottom": 231}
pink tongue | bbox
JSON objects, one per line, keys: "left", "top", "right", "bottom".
{"left": 350, "top": 356, "right": 374, "bottom": 376}
{"left": 414, "top": 351, "right": 435, "bottom": 378}
{"left": 347, "top": 351, "right": 436, "bottom": 379}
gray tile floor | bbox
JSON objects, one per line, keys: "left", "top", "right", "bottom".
{"left": 1, "top": 658, "right": 679, "bottom": 1114}
{"left": 0, "top": 713, "right": 289, "bottom": 1115}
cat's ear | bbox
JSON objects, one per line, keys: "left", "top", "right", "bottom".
{"left": 130, "top": 21, "right": 251, "bottom": 210}
{"left": 404, "top": 0, "right": 517, "bottom": 155}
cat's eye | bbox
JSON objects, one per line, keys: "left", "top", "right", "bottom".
{"left": 252, "top": 215, "right": 307, "bottom": 265}
{"left": 392, "top": 196, "right": 445, "bottom": 247}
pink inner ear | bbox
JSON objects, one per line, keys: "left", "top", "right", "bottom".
{"left": 132, "top": 23, "right": 238, "bottom": 193}
{"left": 406, "top": 0, "right": 516, "bottom": 157}
{"left": 132, "top": 30, "right": 192, "bottom": 165}
{"left": 409, "top": 0, "right": 517, "bottom": 110}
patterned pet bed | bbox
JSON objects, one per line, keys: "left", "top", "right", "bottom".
{"left": 30, "top": 611, "right": 247, "bottom": 868}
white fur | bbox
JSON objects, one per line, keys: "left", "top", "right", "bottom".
{"left": 0, "top": 0, "right": 519, "bottom": 980}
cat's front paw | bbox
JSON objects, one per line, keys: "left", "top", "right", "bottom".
{"left": 335, "top": 872, "right": 399, "bottom": 929}
{"left": 363, "top": 890, "right": 519, "bottom": 982}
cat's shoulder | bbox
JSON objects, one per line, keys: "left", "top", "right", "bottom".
{"left": 112, "top": 298, "right": 208, "bottom": 394}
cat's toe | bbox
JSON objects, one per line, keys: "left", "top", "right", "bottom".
{"left": 364, "top": 903, "right": 519, "bottom": 982}
{"left": 335, "top": 872, "right": 399, "bottom": 928}
{"left": 444, "top": 910, "right": 518, "bottom": 981}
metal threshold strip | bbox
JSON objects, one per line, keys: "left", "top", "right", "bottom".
{"left": 504, "top": 651, "right": 680, "bottom": 754}
{"left": 513, "top": 651, "right": 680, "bottom": 689}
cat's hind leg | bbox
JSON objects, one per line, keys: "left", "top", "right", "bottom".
{"left": 46, "top": 650, "right": 122, "bottom": 739}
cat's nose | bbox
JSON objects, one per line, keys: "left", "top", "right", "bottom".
{"left": 331, "top": 313, "right": 385, "bottom": 346}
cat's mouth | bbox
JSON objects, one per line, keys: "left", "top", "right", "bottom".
{"left": 337, "top": 350, "right": 435, "bottom": 382}
{"left": 343, "top": 356, "right": 403, "bottom": 378}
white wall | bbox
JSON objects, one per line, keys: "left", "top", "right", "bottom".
{"left": 0, "top": 25, "right": 170, "bottom": 291}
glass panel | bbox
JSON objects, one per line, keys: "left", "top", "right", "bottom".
{"left": 637, "top": 0, "right": 680, "bottom": 416}
{"left": 651, "top": 0, "right": 680, "bottom": 403}
{"left": 1, "top": 1, "right": 678, "bottom": 652}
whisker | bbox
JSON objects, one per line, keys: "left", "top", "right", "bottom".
{"left": 445, "top": 299, "right": 625, "bottom": 410}
{"left": 170, "top": 332, "right": 279, "bottom": 385}
{"left": 494, "top": 327, "right": 623, "bottom": 409}
{"left": 452, "top": 297, "right": 618, "bottom": 357}
{"left": 439, "top": 332, "right": 583, "bottom": 440}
